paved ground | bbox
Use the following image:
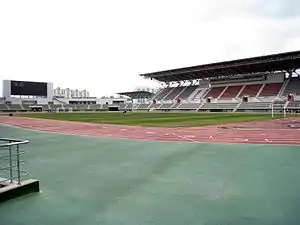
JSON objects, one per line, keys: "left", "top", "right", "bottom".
{"left": 1, "top": 116, "right": 300, "bottom": 145}
{"left": 1, "top": 118, "right": 300, "bottom": 225}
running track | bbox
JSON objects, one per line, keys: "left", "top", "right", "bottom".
{"left": 1, "top": 116, "right": 300, "bottom": 145}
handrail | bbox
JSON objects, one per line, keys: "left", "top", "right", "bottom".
{"left": 0, "top": 140, "right": 29, "bottom": 148}
{"left": 0, "top": 138, "right": 29, "bottom": 143}
{"left": 0, "top": 138, "right": 29, "bottom": 185}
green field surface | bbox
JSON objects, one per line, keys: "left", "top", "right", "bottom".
{"left": 14, "top": 112, "right": 288, "bottom": 127}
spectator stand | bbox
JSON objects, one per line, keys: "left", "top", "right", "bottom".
{"left": 140, "top": 50, "right": 300, "bottom": 112}
{"left": 117, "top": 91, "right": 154, "bottom": 111}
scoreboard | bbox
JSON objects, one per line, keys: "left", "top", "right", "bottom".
{"left": 2, "top": 80, "right": 53, "bottom": 98}
{"left": 10, "top": 80, "right": 48, "bottom": 96}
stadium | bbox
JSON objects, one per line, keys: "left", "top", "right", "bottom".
{"left": 1, "top": 50, "right": 300, "bottom": 225}
{"left": 1, "top": 50, "right": 300, "bottom": 113}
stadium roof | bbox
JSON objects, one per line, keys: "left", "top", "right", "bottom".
{"left": 117, "top": 91, "right": 154, "bottom": 99}
{"left": 140, "top": 50, "right": 300, "bottom": 82}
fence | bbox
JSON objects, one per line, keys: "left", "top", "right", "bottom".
{"left": 0, "top": 138, "right": 29, "bottom": 186}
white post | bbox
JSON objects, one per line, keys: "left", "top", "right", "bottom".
{"left": 132, "top": 100, "right": 134, "bottom": 112}
{"left": 271, "top": 103, "right": 274, "bottom": 118}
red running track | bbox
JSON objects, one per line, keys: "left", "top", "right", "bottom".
{"left": 1, "top": 116, "right": 300, "bottom": 145}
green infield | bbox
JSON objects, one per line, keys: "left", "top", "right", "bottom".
{"left": 13, "top": 112, "right": 287, "bottom": 127}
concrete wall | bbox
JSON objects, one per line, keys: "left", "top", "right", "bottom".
{"left": 2, "top": 80, "right": 11, "bottom": 97}
{"left": 211, "top": 72, "right": 285, "bottom": 87}
{"left": 47, "top": 83, "right": 54, "bottom": 99}
{"left": 6, "top": 97, "right": 52, "bottom": 104}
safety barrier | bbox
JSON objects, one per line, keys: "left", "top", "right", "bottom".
{"left": 0, "top": 138, "right": 29, "bottom": 185}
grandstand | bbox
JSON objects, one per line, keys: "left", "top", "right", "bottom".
{"left": 1, "top": 80, "right": 128, "bottom": 112}
{"left": 139, "top": 50, "right": 300, "bottom": 112}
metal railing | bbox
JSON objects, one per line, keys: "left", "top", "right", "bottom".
{"left": 0, "top": 138, "right": 29, "bottom": 185}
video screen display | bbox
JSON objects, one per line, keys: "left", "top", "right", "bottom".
{"left": 11, "top": 80, "right": 48, "bottom": 96}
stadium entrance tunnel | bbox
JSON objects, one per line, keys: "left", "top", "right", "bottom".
{"left": 108, "top": 106, "right": 119, "bottom": 111}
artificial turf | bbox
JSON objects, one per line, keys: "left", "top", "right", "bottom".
{"left": 14, "top": 112, "right": 286, "bottom": 127}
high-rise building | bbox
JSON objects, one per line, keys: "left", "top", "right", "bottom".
{"left": 54, "top": 87, "right": 90, "bottom": 98}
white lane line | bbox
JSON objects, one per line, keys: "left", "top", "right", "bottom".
{"left": 184, "top": 135, "right": 195, "bottom": 138}
{"left": 169, "top": 133, "right": 202, "bottom": 143}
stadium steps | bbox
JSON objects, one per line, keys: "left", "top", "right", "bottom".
{"left": 152, "top": 88, "right": 171, "bottom": 101}
{"left": 22, "top": 104, "right": 35, "bottom": 110}
{"left": 272, "top": 100, "right": 285, "bottom": 111}
{"left": 238, "top": 84, "right": 262, "bottom": 98}
{"left": 161, "top": 86, "right": 178, "bottom": 101}
{"left": 174, "top": 85, "right": 189, "bottom": 99}
{"left": 220, "top": 85, "right": 243, "bottom": 98}
{"left": 256, "top": 84, "right": 265, "bottom": 97}
{"left": 237, "top": 102, "right": 272, "bottom": 110}
{"left": 126, "top": 103, "right": 133, "bottom": 109}
{"left": 196, "top": 101, "right": 205, "bottom": 111}
{"left": 217, "top": 86, "right": 228, "bottom": 99}
{"left": 76, "top": 104, "right": 88, "bottom": 110}
{"left": 179, "top": 85, "right": 197, "bottom": 100}
{"left": 188, "top": 86, "right": 202, "bottom": 101}
{"left": 258, "top": 83, "right": 283, "bottom": 97}
{"left": 282, "top": 77, "right": 300, "bottom": 96}
{"left": 193, "top": 88, "right": 209, "bottom": 101}
{"left": 8, "top": 104, "right": 23, "bottom": 110}
{"left": 49, "top": 104, "right": 63, "bottom": 110}
{"left": 163, "top": 86, "right": 185, "bottom": 100}
{"left": 159, "top": 103, "right": 174, "bottom": 109}
{"left": 278, "top": 78, "right": 290, "bottom": 96}
{"left": 286, "top": 101, "right": 300, "bottom": 109}
{"left": 178, "top": 103, "right": 200, "bottom": 110}
{"left": 0, "top": 104, "right": 9, "bottom": 110}
{"left": 137, "top": 104, "right": 149, "bottom": 110}
{"left": 151, "top": 88, "right": 164, "bottom": 100}
{"left": 204, "top": 86, "right": 226, "bottom": 99}
{"left": 89, "top": 104, "right": 101, "bottom": 110}
{"left": 233, "top": 102, "right": 242, "bottom": 112}
{"left": 171, "top": 103, "right": 180, "bottom": 109}
{"left": 236, "top": 85, "right": 246, "bottom": 98}
{"left": 200, "top": 102, "right": 239, "bottom": 110}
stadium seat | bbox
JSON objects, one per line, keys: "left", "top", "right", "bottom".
{"left": 137, "top": 104, "right": 150, "bottom": 110}
{"left": 259, "top": 83, "right": 282, "bottom": 97}
{"left": 153, "top": 88, "right": 173, "bottom": 101}
{"left": 282, "top": 78, "right": 300, "bottom": 96}
{"left": 9, "top": 104, "right": 23, "bottom": 110}
{"left": 177, "top": 86, "right": 197, "bottom": 99}
{"left": 204, "top": 86, "right": 225, "bottom": 98}
{"left": 238, "top": 84, "right": 262, "bottom": 97}
{"left": 201, "top": 102, "right": 239, "bottom": 110}
{"left": 163, "top": 87, "right": 185, "bottom": 100}
{"left": 0, "top": 104, "right": 9, "bottom": 111}
{"left": 220, "top": 85, "right": 243, "bottom": 98}
{"left": 160, "top": 103, "right": 174, "bottom": 109}
{"left": 178, "top": 103, "right": 201, "bottom": 110}
{"left": 238, "top": 102, "right": 272, "bottom": 110}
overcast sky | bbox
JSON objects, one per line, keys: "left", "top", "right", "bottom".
{"left": 1, "top": 0, "right": 300, "bottom": 97}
